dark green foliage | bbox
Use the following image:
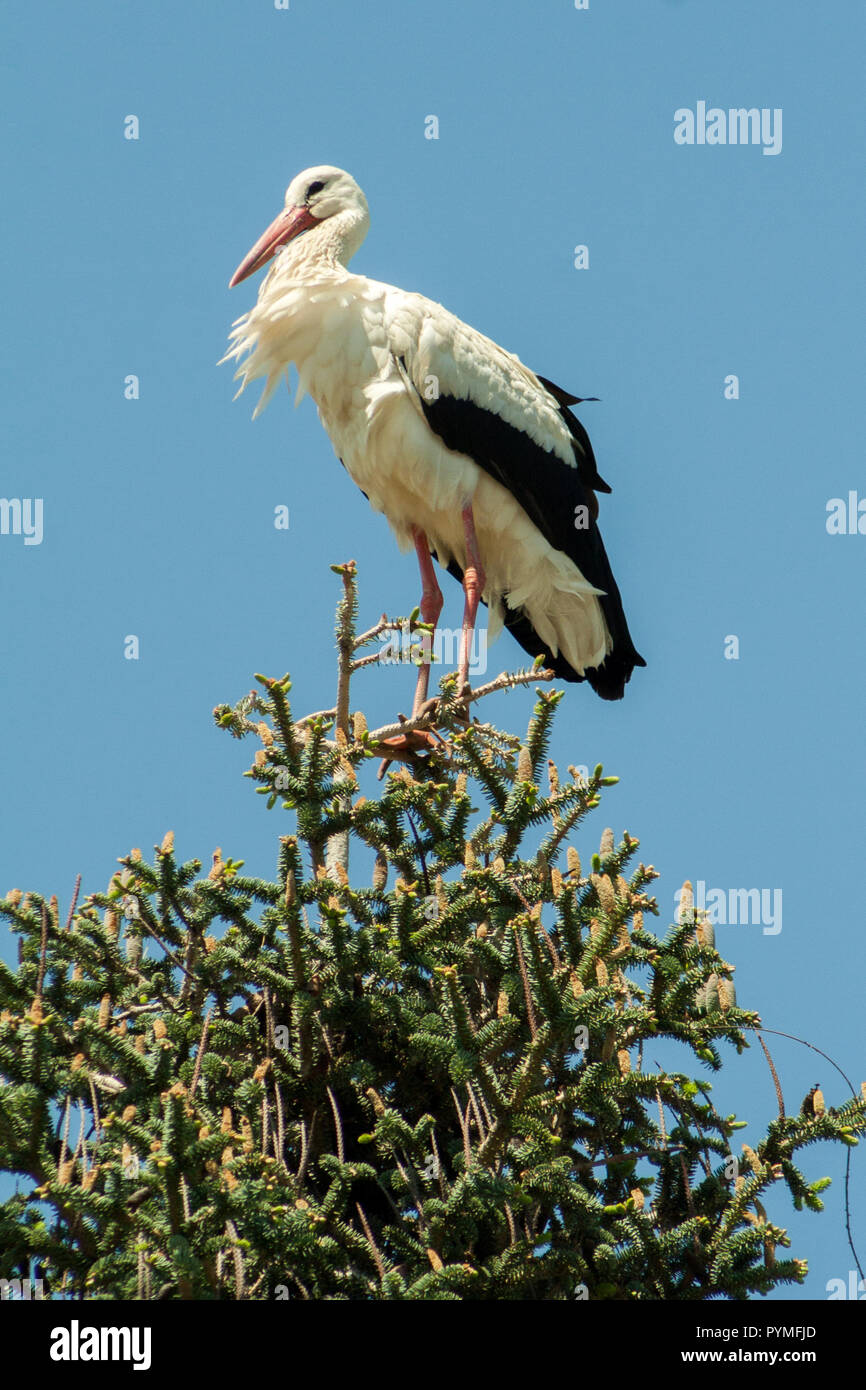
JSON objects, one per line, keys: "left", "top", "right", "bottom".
{"left": 1, "top": 578, "right": 864, "bottom": 1300}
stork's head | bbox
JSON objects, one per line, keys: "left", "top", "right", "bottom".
{"left": 229, "top": 166, "right": 370, "bottom": 287}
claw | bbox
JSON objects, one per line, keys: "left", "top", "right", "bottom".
{"left": 375, "top": 710, "right": 451, "bottom": 779}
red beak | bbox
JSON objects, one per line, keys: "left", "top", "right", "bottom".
{"left": 229, "top": 204, "right": 320, "bottom": 288}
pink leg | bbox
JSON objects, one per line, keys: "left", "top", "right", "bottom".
{"left": 458, "top": 503, "right": 486, "bottom": 696}
{"left": 412, "top": 527, "right": 444, "bottom": 715}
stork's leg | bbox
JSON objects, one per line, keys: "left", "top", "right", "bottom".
{"left": 375, "top": 529, "right": 444, "bottom": 778}
{"left": 411, "top": 527, "right": 444, "bottom": 716}
{"left": 457, "top": 502, "right": 486, "bottom": 698}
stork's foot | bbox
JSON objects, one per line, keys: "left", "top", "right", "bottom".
{"left": 417, "top": 683, "right": 474, "bottom": 730}
{"left": 375, "top": 705, "right": 450, "bottom": 779}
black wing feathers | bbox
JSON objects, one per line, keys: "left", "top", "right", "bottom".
{"left": 415, "top": 370, "right": 644, "bottom": 699}
{"left": 535, "top": 374, "right": 612, "bottom": 496}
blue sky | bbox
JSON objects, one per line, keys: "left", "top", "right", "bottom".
{"left": 2, "top": 0, "right": 864, "bottom": 1301}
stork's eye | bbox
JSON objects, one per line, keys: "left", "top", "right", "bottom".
{"left": 307, "top": 180, "right": 325, "bottom": 198}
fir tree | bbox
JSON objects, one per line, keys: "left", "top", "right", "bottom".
{"left": 1, "top": 564, "right": 863, "bottom": 1300}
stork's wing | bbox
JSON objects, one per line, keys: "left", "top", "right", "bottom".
{"left": 534, "top": 375, "right": 611, "bottom": 497}
{"left": 385, "top": 292, "right": 645, "bottom": 698}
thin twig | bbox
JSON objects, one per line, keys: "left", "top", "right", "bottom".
{"left": 274, "top": 1081, "right": 286, "bottom": 1169}
{"left": 327, "top": 570, "right": 353, "bottom": 878}
{"left": 755, "top": 1033, "right": 785, "bottom": 1119}
{"left": 451, "top": 1087, "right": 473, "bottom": 1169}
{"left": 76, "top": 1100, "right": 88, "bottom": 1168}
{"left": 353, "top": 614, "right": 395, "bottom": 650}
{"left": 430, "top": 1130, "right": 445, "bottom": 1198}
{"left": 58, "top": 1097, "right": 72, "bottom": 1172}
{"left": 64, "top": 874, "right": 82, "bottom": 931}
{"left": 513, "top": 926, "right": 538, "bottom": 1038}
{"left": 261, "top": 1094, "right": 270, "bottom": 1159}
{"left": 113, "top": 1003, "right": 165, "bottom": 1021}
{"left": 263, "top": 986, "right": 275, "bottom": 1055}
{"left": 190, "top": 1009, "right": 213, "bottom": 1097}
{"left": 296, "top": 1114, "right": 315, "bottom": 1186}
{"left": 326, "top": 1086, "right": 345, "bottom": 1164}
{"left": 355, "top": 1202, "right": 386, "bottom": 1280}
{"left": 679, "top": 1152, "right": 697, "bottom": 1221}
{"left": 655, "top": 1087, "right": 668, "bottom": 1148}
{"left": 334, "top": 562, "right": 356, "bottom": 740}
{"left": 131, "top": 912, "right": 196, "bottom": 984}
{"left": 36, "top": 906, "right": 49, "bottom": 999}
{"left": 350, "top": 648, "right": 396, "bottom": 672}
{"left": 225, "top": 1220, "right": 246, "bottom": 1300}
{"left": 467, "top": 667, "right": 555, "bottom": 702}
{"left": 293, "top": 707, "right": 337, "bottom": 729}
{"left": 466, "top": 1082, "right": 488, "bottom": 1144}
{"left": 475, "top": 1087, "right": 495, "bottom": 1136}
{"left": 87, "top": 1077, "right": 102, "bottom": 1142}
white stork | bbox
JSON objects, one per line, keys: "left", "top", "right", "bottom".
{"left": 224, "top": 165, "right": 644, "bottom": 720}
